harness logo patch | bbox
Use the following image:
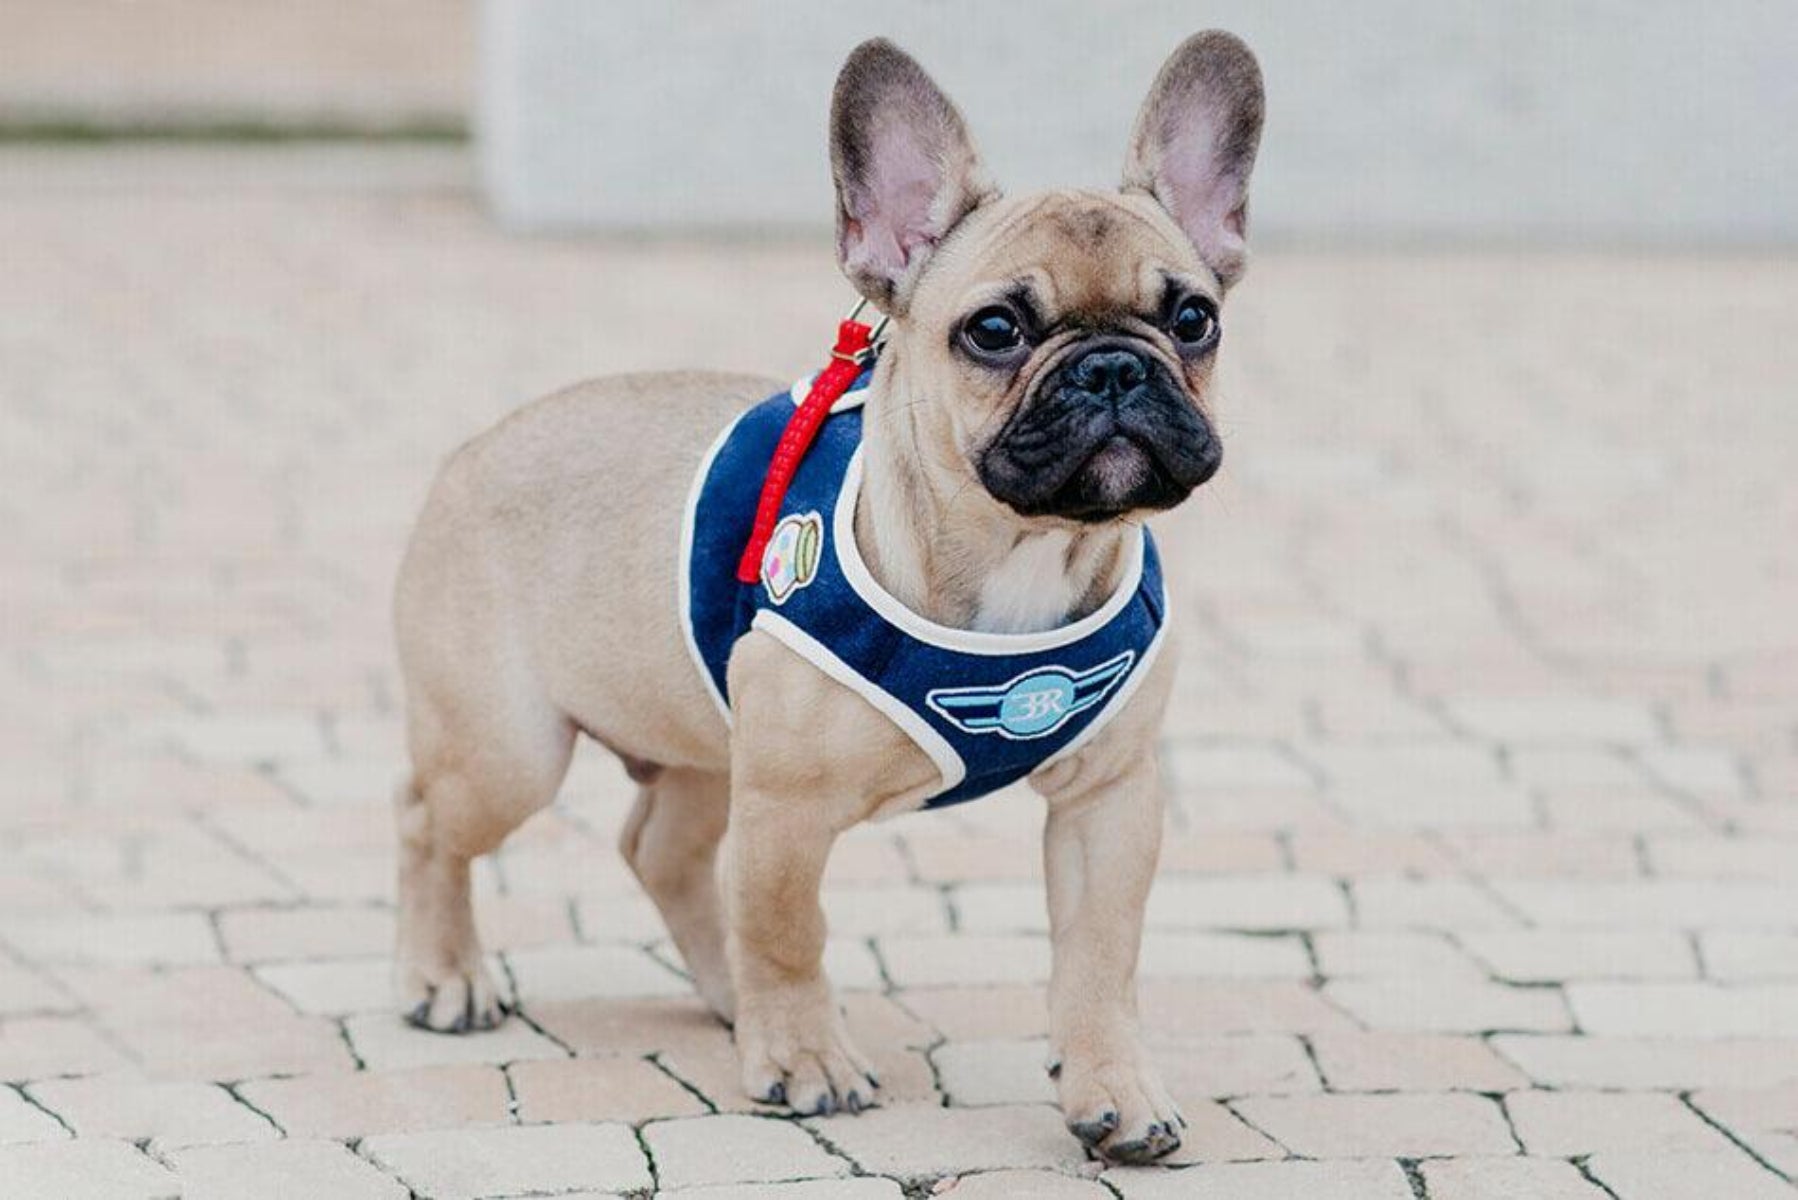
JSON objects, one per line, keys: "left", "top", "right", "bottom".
{"left": 926, "top": 651, "right": 1135, "bottom": 740}
{"left": 761, "top": 511, "right": 823, "bottom": 605}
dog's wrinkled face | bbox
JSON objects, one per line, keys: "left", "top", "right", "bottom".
{"left": 909, "top": 193, "right": 1224, "bottom": 522}
{"left": 829, "top": 33, "right": 1263, "bottom": 525}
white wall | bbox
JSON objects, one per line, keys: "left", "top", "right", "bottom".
{"left": 480, "top": 1, "right": 1798, "bottom": 243}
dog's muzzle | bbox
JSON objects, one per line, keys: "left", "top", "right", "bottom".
{"left": 977, "top": 341, "right": 1221, "bottom": 522}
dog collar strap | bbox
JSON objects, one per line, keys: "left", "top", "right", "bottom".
{"left": 734, "top": 310, "right": 881, "bottom": 583}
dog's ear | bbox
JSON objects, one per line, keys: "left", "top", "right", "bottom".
{"left": 831, "top": 39, "right": 994, "bottom": 312}
{"left": 1123, "top": 31, "right": 1265, "bottom": 289}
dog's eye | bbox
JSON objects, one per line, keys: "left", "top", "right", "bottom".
{"left": 962, "top": 307, "right": 1024, "bottom": 356}
{"left": 1169, "top": 298, "right": 1218, "bottom": 348}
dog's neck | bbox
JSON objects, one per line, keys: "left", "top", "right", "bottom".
{"left": 854, "top": 364, "right": 1135, "bottom": 635}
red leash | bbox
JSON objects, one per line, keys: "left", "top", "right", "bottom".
{"left": 735, "top": 304, "right": 884, "bottom": 583}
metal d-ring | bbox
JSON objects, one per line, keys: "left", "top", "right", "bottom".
{"left": 859, "top": 318, "right": 890, "bottom": 364}
{"left": 840, "top": 297, "right": 889, "bottom": 365}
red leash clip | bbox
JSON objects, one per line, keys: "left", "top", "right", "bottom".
{"left": 735, "top": 301, "right": 886, "bottom": 584}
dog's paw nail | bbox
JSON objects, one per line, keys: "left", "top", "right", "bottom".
{"left": 1069, "top": 1110, "right": 1120, "bottom": 1146}
{"left": 404, "top": 1000, "right": 432, "bottom": 1028}
{"left": 1105, "top": 1120, "right": 1182, "bottom": 1164}
{"left": 1045, "top": 1057, "right": 1062, "bottom": 1079}
{"left": 808, "top": 1094, "right": 838, "bottom": 1117}
{"left": 844, "top": 1089, "right": 866, "bottom": 1114}
{"left": 754, "top": 1081, "right": 787, "bottom": 1106}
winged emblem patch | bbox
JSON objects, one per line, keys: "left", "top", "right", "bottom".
{"left": 925, "top": 651, "right": 1135, "bottom": 740}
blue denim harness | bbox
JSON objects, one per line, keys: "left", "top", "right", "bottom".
{"left": 681, "top": 371, "right": 1167, "bottom": 809}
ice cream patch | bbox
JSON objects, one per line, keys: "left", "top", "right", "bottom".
{"left": 760, "top": 511, "right": 824, "bottom": 605}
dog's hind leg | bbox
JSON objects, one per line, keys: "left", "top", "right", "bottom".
{"left": 619, "top": 766, "right": 734, "bottom": 1021}
{"left": 394, "top": 684, "right": 576, "bottom": 1034}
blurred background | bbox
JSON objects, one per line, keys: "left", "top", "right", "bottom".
{"left": 9, "top": 1, "right": 1794, "bottom": 238}
{"left": 1, "top": 4, "right": 1795, "bottom": 1198}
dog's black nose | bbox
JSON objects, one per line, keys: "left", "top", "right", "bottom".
{"left": 1066, "top": 348, "right": 1149, "bottom": 399}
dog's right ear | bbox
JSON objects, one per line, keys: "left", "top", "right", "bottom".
{"left": 830, "top": 39, "right": 995, "bottom": 313}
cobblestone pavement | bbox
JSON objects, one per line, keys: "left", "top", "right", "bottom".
{"left": 3, "top": 147, "right": 1796, "bottom": 1199}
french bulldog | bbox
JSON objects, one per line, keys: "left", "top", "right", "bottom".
{"left": 393, "top": 32, "right": 1263, "bottom": 1164}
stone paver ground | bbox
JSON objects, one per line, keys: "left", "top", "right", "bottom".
{"left": 2, "top": 145, "right": 1796, "bottom": 1198}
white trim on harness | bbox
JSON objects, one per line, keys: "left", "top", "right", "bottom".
{"left": 750, "top": 609, "right": 967, "bottom": 795}
{"left": 678, "top": 410, "right": 747, "bottom": 726}
{"left": 1038, "top": 620, "right": 1169, "bottom": 770}
{"left": 832, "top": 447, "right": 1148, "bottom": 656}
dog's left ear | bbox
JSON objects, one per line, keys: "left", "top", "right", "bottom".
{"left": 831, "top": 39, "right": 995, "bottom": 313}
{"left": 1123, "top": 31, "right": 1265, "bottom": 289}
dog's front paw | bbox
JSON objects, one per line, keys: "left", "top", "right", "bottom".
{"left": 735, "top": 984, "right": 879, "bottom": 1117}
{"left": 395, "top": 953, "right": 507, "bottom": 1034}
{"left": 1054, "top": 1041, "right": 1184, "bottom": 1164}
